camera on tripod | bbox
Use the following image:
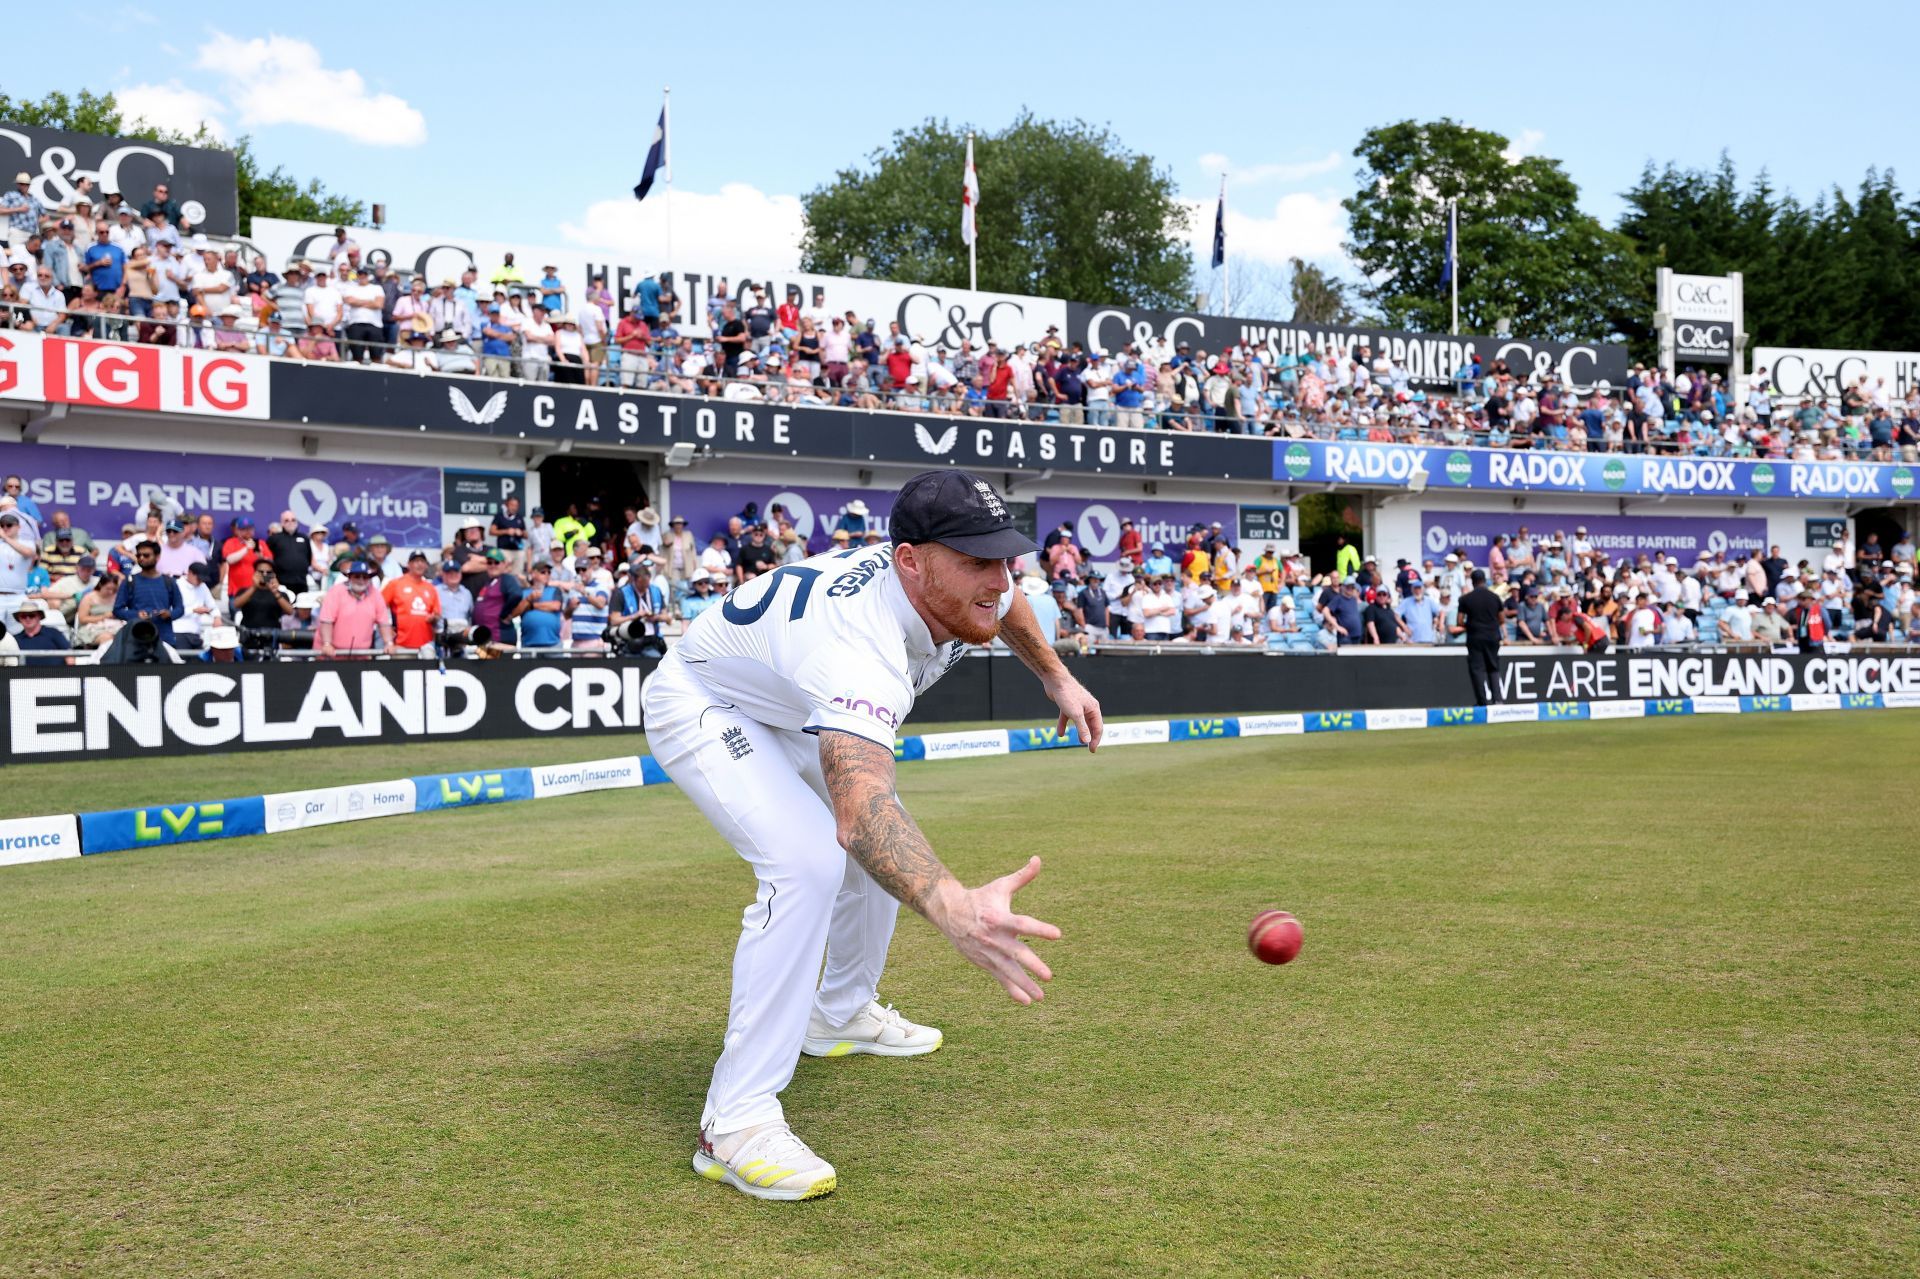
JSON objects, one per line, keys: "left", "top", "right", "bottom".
{"left": 603, "top": 619, "right": 667, "bottom": 658}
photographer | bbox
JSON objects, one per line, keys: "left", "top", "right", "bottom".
{"left": 610, "top": 564, "right": 669, "bottom": 643}
{"left": 113, "top": 540, "right": 183, "bottom": 646}
{"left": 234, "top": 562, "right": 295, "bottom": 632}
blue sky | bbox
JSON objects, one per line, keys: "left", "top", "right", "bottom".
{"left": 13, "top": 0, "right": 1916, "bottom": 298}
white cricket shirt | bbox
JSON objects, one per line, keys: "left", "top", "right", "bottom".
{"left": 669, "top": 543, "right": 1012, "bottom": 746}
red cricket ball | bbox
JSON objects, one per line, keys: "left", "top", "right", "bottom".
{"left": 1248, "top": 909, "right": 1303, "bottom": 965}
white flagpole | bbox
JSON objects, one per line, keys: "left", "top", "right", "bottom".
{"left": 966, "top": 132, "right": 978, "bottom": 293}
{"left": 663, "top": 87, "right": 674, "bottom": 283}
{"left": 1449, "top": 198, "right": 1458, "bottom": 335}
{"left": 1221, "top": 173, "right": 1231, "bottom": 316}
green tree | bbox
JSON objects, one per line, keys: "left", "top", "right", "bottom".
{"left": 1343, "top": 119, "right": 1629, "bottom": 341}
{"left": 1287, "top": 257, "right": 1356, "bottom": 326}
{"left": 800, "top": 112, "right": 1193, "bottom": 309}
{"left": 0, "top": 87, "right": 363, "bottom": 234}
{"left": 1616, "top": 158, "right": 1920, "bottom": 356}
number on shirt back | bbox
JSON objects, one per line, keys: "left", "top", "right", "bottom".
{"left": 721, "top": 564, "right": 822, "bottom": 625}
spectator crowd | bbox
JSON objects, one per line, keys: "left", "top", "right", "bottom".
{"left": 7, "top": 176, "right": 1920, "bottom": 461}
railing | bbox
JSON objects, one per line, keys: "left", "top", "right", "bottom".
{"left": 6, "top": 300, "right": 1897, "bottom": 461}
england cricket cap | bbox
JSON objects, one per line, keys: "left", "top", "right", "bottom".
{"left": 890, "top": 469, "right": 1037, "bottom": 559}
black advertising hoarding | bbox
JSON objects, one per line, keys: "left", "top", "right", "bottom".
{"left": 269, "top": 363, "right": 1280, "bottom": 481}
{"left": 1674, "top": 319, "right": 1735, "bottom": 364}
{"left": 0, "top": 122, "right": 239, "bottom": 235}
{"left": 1062, "top": 301, "right": 1631, "bottom": 394}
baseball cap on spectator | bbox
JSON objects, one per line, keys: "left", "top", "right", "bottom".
{"left": 341, "top": 521, "right": 359, "bottom": 534}
{"left": 407, "top": 550, "right": 427, "bottom": 563}
{"left": 486, "top": 550, "right": 506, "bottom": 563}
{"left": 440, "top": 560, "right": 462, "bottom": 574}
{"left": 234, "top": 516, "right": 254, "bottom": 529}
{"left": 346, "top": 561, "right": 372, "bottom": 577}
{"left": 77, "top": 555, "right": 95, "bottom": 569}
{"left": 164, "top": 519, "right": 183, "bottom": 533}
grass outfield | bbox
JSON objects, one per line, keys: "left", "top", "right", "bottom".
{"left": 3, "top": 714, "right": 1917, "bottom": 1277}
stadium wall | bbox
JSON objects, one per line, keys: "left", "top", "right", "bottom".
{"left": 7, "top": 650, "right": 1919, "bottom": 764}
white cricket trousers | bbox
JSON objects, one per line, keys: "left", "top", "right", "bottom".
{"left": 643, "top": 655, "right": 902, "bottom": 1133}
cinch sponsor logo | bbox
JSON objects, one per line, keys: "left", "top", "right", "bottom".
{"left": 437, "top": 773, "right": 505, "bottom": 803}
{"left": 1185, "top": 718, "right": 1228, "bottom": 737}
{"left": 1540, "top": 702, "right": 1584, "bottom": 719}
{"left": 830, "top": 695, "right": 899, "bottom": 729}
{"left": 134, "top": 802, "right": 224, "bottom": 842}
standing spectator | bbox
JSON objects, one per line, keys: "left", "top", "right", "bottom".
{"left": 155, "top": 519, "right": 199, "bottom": 577}
{"left": 577, "top": 297, "right": 609, "bottom": 384}
{"left": 222, "top": 517, "right": 262, "bottom": 594}
{"left": 1395, "top": 579, "right": 1441, "bottom": 644}
{"left": 569, "top": 550, "right": 612, "bottom": 649}
{"left": 317, "top": 561, "right": 396, "bottom": 657}
{"left": 232, "top": 562, "right": 294, "bottom": 635}
{"left": 471, "top": 552, "right": 525, "bottom": 649}
{"left": 0, "top": 509, "right": 37, "bottom": 634}
{"left": 1363, "top": 588, "right": 1403, "bottom": 644}
{"left": 81, "top": 222, "right": 125, "bottom": 298}
{"left": 138, "top": 182, "right": 182, "bottom": 227}
{"left": 263, "top": 509, "right": 312, "bottom": 592}
{"left": 341, "top": 266, "right": 385, "bottom": 363}
{"left": 2, "top": 172, "right": 47, "bottom": 249}
{"left": 491, "top": 496, "right": 527, "bottom": 569}
{"left": 516, "top": 562, "right": 565, "bottom": 650}
{"left": 112, "top": 540, "right": 182, "bottom": 647}
{"left": 735, "top": 526, "right": 777, "bottom": 581}
{"left": 520, "top": 304, "right": 556, "bottom": 381}
{"left": 172, "top": 561, "right": 219, "bottom": 649}
{"left": 382, "top": 552, "right": 442, "bottom": 651}
{"left": 435, "top": 559, "right": 474, "bottom": 640}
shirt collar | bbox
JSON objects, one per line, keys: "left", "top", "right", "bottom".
{"left": 883, "top": 559, "right": 938, "bottom": 659}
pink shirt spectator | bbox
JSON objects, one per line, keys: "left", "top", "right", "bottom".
{"left": 317, "top": 580, "right": 392, "bottom": 650}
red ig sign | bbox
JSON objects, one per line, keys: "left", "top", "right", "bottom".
{"left": 25, "top": 336, "right": 268, "bottom": 419}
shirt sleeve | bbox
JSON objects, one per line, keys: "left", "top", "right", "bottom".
{"left": 795, "top": 651, "right": 914, "bottom": 747}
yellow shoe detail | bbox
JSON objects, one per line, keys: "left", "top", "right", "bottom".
{"left": 825, "top": 1041, "right": 856, "bottom": 1057}
{"left": 800, "top": 1174, "right": 837, "bottom": 1199}
{"left": 754, "top": 1165, "right": 793, "bottom": 1186}
{"left": 700, "top": 1162, "right": 728, "bottom": 1182}
{"left": 738, "top": 1160, "right": 766, "bottom": 1180}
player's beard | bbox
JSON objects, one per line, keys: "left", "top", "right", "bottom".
{"left": 921, "top": 563, "right": 1003, "bottom": 645}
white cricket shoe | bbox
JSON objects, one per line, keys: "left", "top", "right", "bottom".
{"left": 801, "top": 1000, "right": 944, "bottom": 1058}
{"left": 693, "top": 1122, "right": 837, "bottom": 1202}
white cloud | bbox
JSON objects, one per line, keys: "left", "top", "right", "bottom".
{"left": 116, "top": 82, "right": 228, "bottom": 140}
{"left": 1501, "top": 128, "right": 1546, "bottom": 164}
{"left": 1185, "top": 190, "right": 1349, "bottom": 266}
{"left": 1199, "top": 150, "right": 1346, "bottom": 186}
{"left": 192, "top": 33, "right": 426, "bottom": 147}
{"left": 556, "top": 183, "right": 806, "bottom": 275}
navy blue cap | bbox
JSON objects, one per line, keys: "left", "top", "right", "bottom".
{"left": 889, "top": 470, "right": 1036, "bottom": 559}
{"left": 346, "top": 560, "right": 372, "bottom": 576}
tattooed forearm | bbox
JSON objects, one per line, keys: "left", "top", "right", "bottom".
{"left": 818, "top": 729, "right": 958, "bottom": 915}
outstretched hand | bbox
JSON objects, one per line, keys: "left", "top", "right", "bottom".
{"left": 1050, "top": 677, "right": 1104, "bottom": 752}
{"left": 939, "top": 856, "right": 1062, "bottom": 1004}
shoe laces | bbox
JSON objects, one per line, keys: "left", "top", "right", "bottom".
{"left": 737, "top": 1122, "right": 816, "bottom": 1169}
{"left": 865, "top": 1000, "right": 908, "bottom": 1030}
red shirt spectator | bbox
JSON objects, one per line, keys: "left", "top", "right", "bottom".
{"left": 222, "top": 520, "right": 260, "bottom": 593}
{"left": 1118, "top": 522, "right": 1144, "bottom": 562}
{"left": 614, "top": 312, "right": 651, "bottom": 352}
{"left": 776, "top": 300, "right": 800, "bottom": 332}
{"left": 884, "top": 347, "right": 914, "bottom": 388}
{"left": 987, "top": 361, "right": 1013, "bottom": 402}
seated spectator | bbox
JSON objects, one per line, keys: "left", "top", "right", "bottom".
{"left": 8, "top": 600, "right": 70, "bottom": 665}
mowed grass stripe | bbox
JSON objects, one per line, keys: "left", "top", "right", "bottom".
{"left": 1, "top": 713, "right": 1915, "bottom": 1277}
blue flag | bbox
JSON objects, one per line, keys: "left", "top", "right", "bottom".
{"left": 1439, "top": 203, "right": 1455, "bottom": 290}
{"left": 633, "top": 105, "right": 667, "bottom": 202}
{"left": 1210, "top": 190, "right": 1226, "bottom": 270}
